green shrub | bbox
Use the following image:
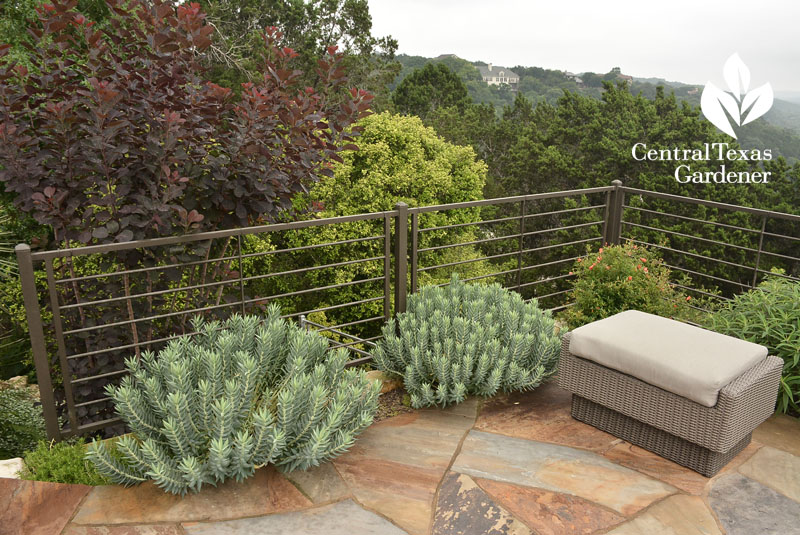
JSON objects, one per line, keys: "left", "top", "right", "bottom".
{"left": 705, "top": 276, "right": 800, "bottom": 414}
{"left": 86, "top": 307, "right": 380, "bottom": 495}
{"left": 373, "top": 275, "right": 561, "bottom": 408}
{"left": 243, "top": 112, "right": 499, "bottom": 341}
{"left": 20, "top": 439, "right": 109, "bottom": 485}
{"left": 0, "top": 388, "right": 46, "bottom": 459}
{"left": 561, "top": 242, "right": 693, "bottom": 329}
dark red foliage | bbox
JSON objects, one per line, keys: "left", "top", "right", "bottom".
{"left": 0, "top": 0, "right": 372, "bottom": 247}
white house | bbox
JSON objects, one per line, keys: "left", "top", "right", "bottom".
{"left": 477, "top": 63, "right": 519, "bottom": 87}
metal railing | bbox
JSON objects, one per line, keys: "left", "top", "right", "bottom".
{"left": 16, "top": 180, "right": 800, "bottom": 439}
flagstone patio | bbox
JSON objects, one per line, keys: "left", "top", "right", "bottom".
{"left": 3, "top": 382, "right": 800, "bottom": 535}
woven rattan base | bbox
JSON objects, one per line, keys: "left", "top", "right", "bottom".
{"left": 571, "top": 395, "right": 751, "bottom": 477}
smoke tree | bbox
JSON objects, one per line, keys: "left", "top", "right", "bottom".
{"left": 0, "top": 0, "right": 373, "bottom": 247}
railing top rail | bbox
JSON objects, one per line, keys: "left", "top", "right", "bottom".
{"left": 622, "top": 187, "right": 800, "bottom": 223}
{"left": 23, "top": 184, "right": 800, "bottom": 260}
{"left": 408, "top": 186, "right": 614, "bottom": 214}
{"left": 29, "top": 210, "right": 398, "bottom": 261}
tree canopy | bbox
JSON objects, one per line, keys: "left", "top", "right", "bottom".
{"left": 392, "top": 62, "right": 472, "bottom": 119}
{"left": 196, "top": 0, "right": 399, "bottom": 106}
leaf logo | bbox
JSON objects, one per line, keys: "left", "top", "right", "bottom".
{"left": 701, "top": 53, "right": 773, "bottom": 138}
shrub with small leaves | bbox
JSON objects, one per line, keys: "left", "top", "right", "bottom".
{"left": 20, "top": 438, "right": 109, "bottom": 485}
{"left": 86, "top": 306, "right": 380, "bottom": 495}
{"left": 0, "top": 387, "right": 46, "bottom": 459}
{"left": 561, "top": 242, "right": 694, "bottom": 329}
{"left": 374, "top": 275, "right": 561, "bottom": 408}
{"left": 705, "top": 275, "right": 800, "bottom": 414}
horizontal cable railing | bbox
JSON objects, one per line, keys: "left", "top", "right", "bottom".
{"left": 16, "top": 181, "right": 800, "bottom": 440}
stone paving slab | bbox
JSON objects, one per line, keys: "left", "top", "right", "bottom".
{"left": 602, "top": 442, "right": 710, "bottom": 495}
{"left": 0, "top": 477, "right": 90, "bottom": 535}
{"left": 475, "top": 383, "right": 619, "bottom": 452}
{"left": 333, "top": 404, "right": 476, "bottom": 535}
{"left": 738, "top": 446, "right": 800, "bottom": 502}
{"left": 709, "top": 473, "right": 800, "bottom": 535}
{"left": 605, "top": 494, "right": 722, "bottom": 535}
{"left": 334, "top": 456, "right": 440, "bottom": 535}
{"left": 433, "top": 472, "right": 530, "bottom": 535}
{"left": 182, "top": 499, "right": 409, "bottom": 535}
{"left": 284, "top": 462, "right": 350, "bottom": 504}
{"left": 753, "top": 414, "right": 800, "bottom": 457}
{"left": 474, "top": 476, "right": 624, "bottom": 534}
{"left": 340, "top": 410, "right": 475, "bottom": 470}
{"left": 62, "top": 524, "right": 183, "bottom": 534}
{"left": 71, "top": 466, "right": 310, "bottom": 525}
{"left": 452, "top": 430, "right": 675, "bottom": 515}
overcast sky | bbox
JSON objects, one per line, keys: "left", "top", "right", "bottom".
{"left": 368, "top": 0, "right": 800, "bottom": 95}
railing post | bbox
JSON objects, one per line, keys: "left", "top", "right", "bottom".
{"left": 16, "top": 244, "right": 61, "bottom": 440}
{"left": 394, "top": 202, "right": 409, "bottom": 315}
{"left": 605, "top": 180, "right": 624, "bottom": 245}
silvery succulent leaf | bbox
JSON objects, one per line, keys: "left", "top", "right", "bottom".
{"left": 723, "top": 53, "right": 750, "bottom": 101}
{"left": 740, "top": 82, "right": 774, "bottom": 126}
{"left": 701, "top": 81, "right": 740, "bottom": 138}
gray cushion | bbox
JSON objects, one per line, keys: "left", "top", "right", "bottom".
{"left": 569, "top": 310, "right": 768, "bottom": 407}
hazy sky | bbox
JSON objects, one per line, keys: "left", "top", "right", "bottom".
{"left": 368, "top": 0, "right": 800, "bottom": 94}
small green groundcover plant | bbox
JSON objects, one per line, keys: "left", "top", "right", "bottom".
{"left": 561, "top": 241, "right": 694, "bottom": 329}
{"left": 705, "top": 274, "right": 800, "bottom": 414}
{"left": 86, "top": 307, "right": 380, "bottom": 495}
{"left": 21, "top": 439, "right": 109, "bottom": 485}
{"left": 374, "top": 275, "right": 561, "bottom": 408}
{"left": 0, "top": 387, "right": 46, "bottom": 459}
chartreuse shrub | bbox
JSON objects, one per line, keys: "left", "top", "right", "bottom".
{"left": 86, "top": 307, "right": 380, "bottom": 495}
{"left": 561, "top": 242, "right": 694, "bottom": 329}
{"left": 374, "top": 275, "right": 561, "bottom": 408}
{"left": 705, "top": 275, "right": 800, "bottom": 414}
{"left": 0, "top": 388, "right": 46, "bottom": 459}
{"left": 20, "top": 439, "right": 109, "bottom": 486}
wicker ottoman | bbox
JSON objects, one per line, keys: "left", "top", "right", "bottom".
{"left": 558, "top": 311, "right": 782, "bottom": 477}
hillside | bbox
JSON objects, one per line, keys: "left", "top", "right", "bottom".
{"left": 394, "top": 54, "right": 800, "bottom": 163}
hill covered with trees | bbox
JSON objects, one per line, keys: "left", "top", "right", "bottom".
{"left": 393, "top": 54, "right": 800, "bottom": 163}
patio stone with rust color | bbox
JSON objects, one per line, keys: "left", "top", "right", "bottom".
{"left": 182, "top": 499, "right": 409, "bottom": 535}
{"left": 602, "top": 442, "right": 710, "bottom": 495}
{"left": 709, "top": 473, "right": 800, "bottom": 535}
{"left": 0, "top": 478, "right": 90, "bottom": 535}
{"left": 475, "top": 382, "right": 619, "bottom": 452}
{"left": 284, "top": 462, "right": 350, "bottom": 504}
{"left": 433, "top": 472, "right": 530, "bottom": 535}
{"left": 71, "top": 466, "right": 310, "bottom": 525}
{"left": 753, "top": 414, "right": 800, "bottom": 457}
{"left": 61, "top": 524, "right": 184, "bottom": 535}
{"left": 452, "top": 430, "right": 675, "bottom": 515}
{"left": 605, "top": 494, "right": 722, "bottom": 535}
{"left": 333, "top": 404, "right": 476, "bottom": 535}
{"left": 474, "top": 477, "right": 624, "bottom": 535}
{"left": 738, "top": 446, "right": 800, "bottom": 502}
{"left": 334, "top": 454, "right": 442, "bottom": 535}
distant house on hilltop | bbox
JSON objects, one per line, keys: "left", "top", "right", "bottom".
{"left": 564, "top": 71, "right": 583, "bottom": 84}
{"left": 478, "top": 64, "right": 519, "bottom": 88}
